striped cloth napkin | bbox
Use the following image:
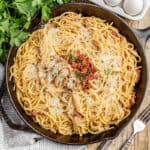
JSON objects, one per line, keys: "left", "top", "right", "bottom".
{"left": 0, "top": 63, "right": 87, "bottom": 150}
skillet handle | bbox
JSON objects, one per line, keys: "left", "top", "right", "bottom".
{"left": 0, "top": 80, "right": 33, "bottom": 133}
{"left": 132, "top": 27, "right": 150, "bottom": 49}
{"left": 0, "top": 81, "right": 44, "bottom": 142}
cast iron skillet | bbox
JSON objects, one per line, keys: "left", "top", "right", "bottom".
{"left": 1, "top": 2, "right": 150, "bottom": 145}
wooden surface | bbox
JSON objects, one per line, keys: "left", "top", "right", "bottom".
{"left": 87, "top": 7, "right": 150, "bottom": 150}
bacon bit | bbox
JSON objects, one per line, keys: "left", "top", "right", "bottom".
{"left": 136, "top": 69, "right": 141, "bottom": 83}
{"left": 69, "top": 50, "right": 97, "bottom": 90}
{"left": 74, "top": 18, "right": 80, "bottom": 22}
{"left": 44, "top": 108, "right": 49, "bottom": 112}
{"left": 87, "top": 73, "right": 95, "bottom": 80}
{"left": 130, "top": 92, "right": 136, "bottom": 106}
{"left": 76, "top": 50, "right": 80, "bottom": 56}
{"left": 81, "top": 68, "right": 88, "bottom": 74}
{"left": 82, "top": 19, "right": 89, "bottom": 27}
{"left": 124, "top": 51, "right": 128, "bottom": 58}
{"left": 127, "top": 65, "right": 132, "bottom": 71}
{"left": 82, "top": 82, "right": 91, "bottom": 90}
{"left": 31, "top": 110, "right": 43, "bottom": 116}
{"left": 92, "top": 40, "right": 101, "bottom": 50}
{"left": 71, "top": 62, "right": 78, "bottom": 68}
{"left": 74, "top": 111, "right": 81, "bottom": 117}
{"left": 112, "top": 31, "right": 119, "bottom": 37}
{"left": 73, "top": 111, "right": 84, "bottom": 120}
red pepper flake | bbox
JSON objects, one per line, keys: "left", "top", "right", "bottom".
{"left": 69, "top": 51, "right": 97, "bottom": 90}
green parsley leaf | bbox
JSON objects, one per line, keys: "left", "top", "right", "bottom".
{"left": 41, "top": 5, "right": 51, "bottom": 22}
{"left": 42, "top": 87, "right": 47, "bottom": 93}
{"left": 57, "top": 0, "right": 64, "bottom": 4}
{"left": 58, "top": 70, "right": 61, "bottom": 75}
{"left": 87, "top": 69, "right": 91, "bottom": 75}
{"left": 63, "top": 0, "right": 72, "bottom": 3}
{"left": 0, "top": 19, "right": 9, "bottom": 32}
{"left": 81, "top": 79, "right": 87, "bottom": 85}
{"left": 71, "top": 55, "right": 76, "bottom": 62}
{"left": 0, "top": 0, "right": 71, "bottom": 62}
{"left": 10, "top": 29, "right": 29, "bottom": 46}
{"left": 0, "top": 49, "right": 8, "bottom": 62}
{"left": 101, "top": 60, "right": 104, "bottom": 63}
{"left": 24, "top": 21, "right": 31, "bottom": 30}
{"left": 13, "top": 0, "right": 38, "bottom": 21}
{"left": 104, "top": 69, "right": 110, "bottom": 75}
{"left": 0, "top": 1, "right": 8, "bottom": 13}
{"left": 99, "top": 80, "right": 103, "bottom": 87}
{"left": 0, "top": 31, "right": 5, "bottom": 46}
{"left": 32, "top": 0, "right": 42, "bottom": 7}
{"left": 75, "top": 72, "right": 86, "bottom": 79}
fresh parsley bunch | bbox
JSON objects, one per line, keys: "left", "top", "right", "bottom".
{"left": 0, "top": 0, "right": 71, "bottom": 62}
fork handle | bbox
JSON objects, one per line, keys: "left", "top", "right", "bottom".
{"left": 120, "top": 132, "right": 135, "bottom": 150}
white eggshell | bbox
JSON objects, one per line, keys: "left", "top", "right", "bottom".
{"left": 123, "top": 0, "right": 143, "bottom": 16}
{"left": 104, "top": 0, "right": 122, "bottom": 6}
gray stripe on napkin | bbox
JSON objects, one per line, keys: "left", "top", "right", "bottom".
{"left": 0, "top": 90, "right": 87, "bottom": 150}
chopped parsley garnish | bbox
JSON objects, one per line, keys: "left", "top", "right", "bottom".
{"left": 71, "top": 55, "right": 77, "bottom": 62}
{"left": 104, "top": 69, "right": 110, "bottom": 75}
{"left": 87, "top": 69, "right": 91, "bottom": 75}
{"left": 69, "top": 50, "right": 97, "bottom": 90}
{"left": 54, "top": 70, "right": 61, "bottom": 76}
{"left": 75, "top": 72, "right": 86, "bottom": 79}
{"left": 99, "top": 80, "right": 103, "bottom": 86}
{"left": 101, "top": 60, "right": 104, "bottom": 63}
{"left": 57, "top": 70, "right": 61, "bottom": 75}
{"left": 81, "top": 79, "right": 87, "bottom": 85}
{"left": 42, "top": 87, "right": 47, "bottom": 93}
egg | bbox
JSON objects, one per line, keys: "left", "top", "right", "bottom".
{"left": 104, "top": 0, "right": 122, "bottom": 6}
{"left": 123, "top": 0, "right": 143, "bottom": 16}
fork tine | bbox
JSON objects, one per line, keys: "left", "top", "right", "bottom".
{"left": 144, "top": 114, "right": 150, "bottom": 124}
{"left": 138, "top": 104, "right": 150, "bottom": 120}
{"left": 142, "top": 109, "right": 150, "bottom": 123}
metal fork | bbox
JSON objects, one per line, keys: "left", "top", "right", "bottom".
{"left": 120, "top": 104, "right": 150, "bottom": 150}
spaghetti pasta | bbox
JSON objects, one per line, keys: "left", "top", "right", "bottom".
{"left": 10, "top": 12, "right": 141, "bottom": 136}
